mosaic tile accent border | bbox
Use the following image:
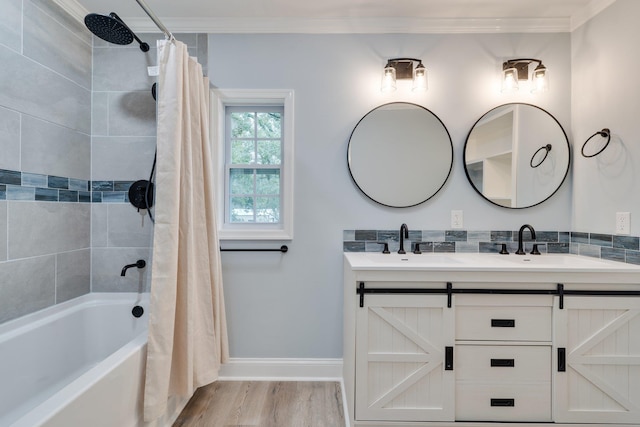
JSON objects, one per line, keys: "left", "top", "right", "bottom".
{"left": 0, "top": 169, "right": 134, "bottom": 203}
{"left": 344, "top": 229, "right": 640, "bottom": 266}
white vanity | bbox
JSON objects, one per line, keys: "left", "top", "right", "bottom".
{"left": 343, "top": 252, "right": 640, "bottom": 427}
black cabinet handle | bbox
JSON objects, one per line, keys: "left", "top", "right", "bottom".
{"left": 491, "top": 319, "right": 516, "bottom": 327}
{"left": 558, "top": 347, "right": 566, "bottom": 372}
{"left": 491, "top": 358, "right": 515, "bottom": 367}
{"left": 445, "top": 346, "right": 454, "bottom": 371}
{"left": 491, "top": 398, "right": 515, "bottom": 407}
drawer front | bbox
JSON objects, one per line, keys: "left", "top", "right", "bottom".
{"left": 456, "top": 306, "right": 551, "bottom": 341}
{"left": 456, "top": 383, "right": 551, "bottom": 422}
{"left": 456, "top": 345, "right": 550, "bottom": 382}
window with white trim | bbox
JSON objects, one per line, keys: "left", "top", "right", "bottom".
{"left": 212, "top": 90, "right": 294, "bottom": 240}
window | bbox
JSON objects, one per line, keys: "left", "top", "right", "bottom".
{"left": 226, "top": 106, "right": 283, "bottom": 224}
{"left": 211, "top": 90, "right": 294, "bottom": 240}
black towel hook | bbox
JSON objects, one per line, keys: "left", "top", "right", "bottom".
{"left": 530, "top": 144, "right": 552, "bottom": 168}
{"left": 581, "top": 128, "right": 611, "bottom": 158}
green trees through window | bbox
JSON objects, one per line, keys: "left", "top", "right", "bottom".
{"left": 226, "top": 108, "right": 283, "bottom": 223}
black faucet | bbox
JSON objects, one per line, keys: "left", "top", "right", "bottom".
{"left": 516, "top": 224, "right": 540, "bottom": 255}
{"left": 121, "top": 259, "right": 146, "bottom": 276}
{"left": 398, "top": 223, "right": 409, "bottom": 254}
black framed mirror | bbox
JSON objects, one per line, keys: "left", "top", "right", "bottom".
{"left": 463, "top": 103, "right": 570, "bottom": 209}
{"left": 347, "top": 102, "right": 453, "bottom": 208}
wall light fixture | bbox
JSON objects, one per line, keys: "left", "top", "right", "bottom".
{"left": 381, "top": 58, "right": 427, "bottom": 93}
{"left": 502, "top": 58, "right": 548, "bottom": 93}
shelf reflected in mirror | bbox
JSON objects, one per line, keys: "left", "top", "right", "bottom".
{"left": 463, "top": 103, "right": 570, "bottom": 209}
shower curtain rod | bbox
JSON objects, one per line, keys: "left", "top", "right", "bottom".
{"left": 134, "top": 0, "right": 173, "bottom": 40}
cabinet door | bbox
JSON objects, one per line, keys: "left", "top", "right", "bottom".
{"left": 355, "top": 294, "right": 454, "bottom": 422}
{"left": 555, "top": 297, "right": 640, "bottom": 424}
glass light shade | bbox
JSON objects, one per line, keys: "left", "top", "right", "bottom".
{"left": 381, "top": 65, "right": 397, "bottom": 92}
{"left": 412, "top": 64, "right": 428, "bottom": 92}
{"left": 531, "top": 66, "right": 549, "bottom": 93}
{"left": 501, "top": 67, "right": 519, "bottom": 92}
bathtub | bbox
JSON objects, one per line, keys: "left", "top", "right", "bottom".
{"left": 0, "top": 293, "right": 188, "bottom": 427}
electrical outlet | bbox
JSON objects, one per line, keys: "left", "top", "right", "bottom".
{"left": 616, "top": 212, "right": 631, "bottom": 235}
{"left": 451, "top": 210, "right": 463, "bottom": 229}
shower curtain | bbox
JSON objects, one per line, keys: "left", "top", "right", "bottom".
{"left": 143, "top": 39, "right": 228, "bottom": 422}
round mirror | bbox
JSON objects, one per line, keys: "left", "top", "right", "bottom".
{"left": 463, "top": 103, "right": 570, "bottom": 209}
{"left": 348, "top": 102, "right": 453, "bottom": 207}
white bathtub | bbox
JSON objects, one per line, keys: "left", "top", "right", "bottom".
{"left": 0, "top": 293, "right": 188, "bottom": 427}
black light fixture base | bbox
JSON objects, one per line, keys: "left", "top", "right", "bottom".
{"left": 386, "top": 58, "right": 422, "bottom": 79}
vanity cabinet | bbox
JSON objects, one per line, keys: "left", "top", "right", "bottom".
{"left": 343, "top": 253, "right": 640, "bottom": 427}
{"left": 554, "top": 297, "right": 640, "bottom": 424}
{"left": 355, "top": 294, "right": 454, "bottom": 422}
{"left": 455, "top": 295, "right": 552, "bottom": 422}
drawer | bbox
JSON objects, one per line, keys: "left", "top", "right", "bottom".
{"left": 456, "top": 306, "right": 551, "bottom": 341}
{"left": 456, "top": 383, "right": 551, "bottom": 422}
{"left": 456, "top": 345, "right": 551, "bottom": 382}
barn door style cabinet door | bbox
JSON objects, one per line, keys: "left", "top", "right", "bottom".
{"left": 554, "top": 297, "right": 640, "bottom": 424}
{"left": 355, "top": 294, "right": 455, "bottom": 422}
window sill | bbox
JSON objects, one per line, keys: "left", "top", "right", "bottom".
{"left": 218, "top": 228, "right": 293, "bottom": 241}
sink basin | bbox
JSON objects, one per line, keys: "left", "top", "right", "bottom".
{"left": 364, "top": 253, "right": 464, "bottom": 266}
{"left": 476, "top": 254, "right": 631, "bottom": 270}
{"left": 496, "top": 254, "right": 610, "bottom": 266}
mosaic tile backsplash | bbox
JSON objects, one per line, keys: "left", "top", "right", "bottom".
{"left": 343, "top": 229, "right": 640, "bottom": 265}
{"left": 0, "top": 169, "right": 135, "bottom": 203}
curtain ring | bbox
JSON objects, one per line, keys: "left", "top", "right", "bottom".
{"left": 530, "top": 144, "right": 552, "bottom": 168}
{"left": 581, "top": 128, "right": 611, "bottom": 158}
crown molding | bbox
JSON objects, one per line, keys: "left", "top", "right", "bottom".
{"left": 51, "top": 0, "right": 613, "bottom": 35}
{"left": 124, "top": 16, "right": 572, "bottom": 35}
{"left": 52, "top": 0, "right": 88, "bottom": 23}
{"left": 570, "top": 0, "right": 617, "bottom": 31}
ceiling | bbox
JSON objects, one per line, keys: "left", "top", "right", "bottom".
{"left": 60, "top": 0, "right": 616, "bottom": 34}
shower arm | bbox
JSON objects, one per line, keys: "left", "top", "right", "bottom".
{"left": 133, "top": 0, "right": 174, "bottom": 40}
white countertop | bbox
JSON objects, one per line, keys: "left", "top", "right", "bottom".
{"left": 344, "top": 252, "right": 640, "bottom": 273}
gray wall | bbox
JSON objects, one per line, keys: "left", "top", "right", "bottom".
{"left": 0, "top": 0, "right": 91, "bottom": 323}
{"left": 208, "top": 33, "right": 573, "bottom": 358}
{"left": 572, "top": 0, "right": 640, "bottom": 235}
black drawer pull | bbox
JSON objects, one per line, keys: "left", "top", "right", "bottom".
{"left": 491, "top": 318, "right": 515, "bottom": 327}
{"left": 491, "top": 398, "right": 515, "bottom": 407}
{"left": 491, "top": 358, "right": 515, "bottom": 367}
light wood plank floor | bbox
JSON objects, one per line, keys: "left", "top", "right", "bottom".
{"left": 173, "top": 381, "right": 345, "bottom": 427}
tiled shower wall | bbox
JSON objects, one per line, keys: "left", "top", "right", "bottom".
{"left": 90, "top": 33, "right": 208, "bottom": 292}
{"left": 0, "top": 0, "right": 92, "bottom": 323}
{"left": 89, "top": 31, "right": 157, "bottom": 294}
{"left": 0, "top": 0, "right": 209, "bottom": 323}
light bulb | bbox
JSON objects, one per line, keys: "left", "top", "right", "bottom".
{"left": 381, "top": 65, "right": 396, "bottom": 92}
{"left": 501, "top": 67, "right": 519, "bottom": 93}
{"left": 531, "top": 64, "right": 548, "bottom": 93}
{"left": 412, "top": 64, "right": 428, "bottom": 92}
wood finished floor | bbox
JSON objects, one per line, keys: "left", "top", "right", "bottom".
{"left": 173, "top": 381, "right": 345, "bottom": 427}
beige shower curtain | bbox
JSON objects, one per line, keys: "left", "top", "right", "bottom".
{"left": 143, "top": 39, "right": 228, "bottom": 422}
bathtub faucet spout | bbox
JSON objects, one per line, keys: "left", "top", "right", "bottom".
{"left": 121, "top": 259, "right": 146, "bottom": 276}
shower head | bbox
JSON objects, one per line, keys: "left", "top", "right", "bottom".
{"left": 84, "top": 12, "right": 150, "bottom": 52}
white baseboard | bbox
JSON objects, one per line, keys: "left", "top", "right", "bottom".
{"left": 218, "top": 357, "right": 343, "bottom": 381}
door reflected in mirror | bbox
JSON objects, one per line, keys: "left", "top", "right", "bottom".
{"left": 348, "top": 102, "right": 453, "bottom": 208}
{"left": 464, "top": 103, "right": 570, "bottom": 209}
